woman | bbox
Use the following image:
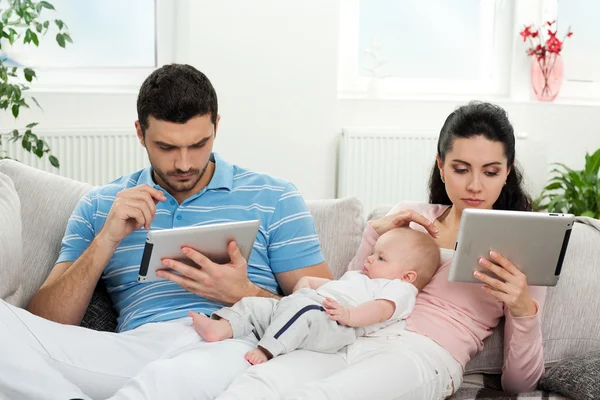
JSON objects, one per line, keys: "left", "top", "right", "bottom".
{"left": 216, "top": 101, "right": 545, "bottom": 400}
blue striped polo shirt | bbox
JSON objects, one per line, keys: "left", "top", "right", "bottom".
{"left": 57, "top": 152, "right": 325, "bottom": 332}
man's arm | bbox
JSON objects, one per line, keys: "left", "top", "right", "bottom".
{"left": 323, "top": 298, "right": 395, "bottom": 328}
{"left": 276, "top": 261, "right": 332, "bottom": 295}
{"left": 27, "top": 237, "right": 117, "bottom": 324}
{"left": 27, "top": 185, "right": 165, "bottom": 324}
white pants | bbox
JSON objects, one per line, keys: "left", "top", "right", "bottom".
{"left": 216, "top": 290, "right": 357, "bottom": 358}
{"left": 0, "top": 299, "right": 256, "bottom": 400}
{"left": 217, "top": 328, "right": 463, "bottom": 400}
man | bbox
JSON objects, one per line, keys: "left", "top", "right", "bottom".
{"left": 0, "top": 64, "right": 331, "bottom": 400}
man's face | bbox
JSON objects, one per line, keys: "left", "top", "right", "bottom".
{"left": 136, "top": 114, "right": 219, "bottom": 198}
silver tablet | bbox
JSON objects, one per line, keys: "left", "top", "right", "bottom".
{"left": 137, "top": 220, "right": 260, "bottom": 283}
{"left": 448, "top": 209, "right": 574, "bottom": 286}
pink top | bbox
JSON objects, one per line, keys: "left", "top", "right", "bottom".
{"left": 348, "top": 201, "right": 546, "bottom": 393}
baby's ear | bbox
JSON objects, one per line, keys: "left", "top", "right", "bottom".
{"left": 401, "top": 271, "right": 417, "bottom": 284}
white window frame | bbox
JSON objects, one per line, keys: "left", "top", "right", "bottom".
{"left": 27, "top": 0, "right": 175, "bottom": 93}
{"left": 338, "top": 0, "right": 511, "bottom": 98}
{"left": 537, "top": 0, "right": 600, "bottom": 101}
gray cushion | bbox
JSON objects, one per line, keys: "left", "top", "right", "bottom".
{"left": 539, "top": 350, "right": 600, "bottom": 399}
{"left": 306, "top": 197, "right": 364, "bottom": 279}
{"left": 80, "top": 281, "right": 118, "bottom": 332}
{"left": 0, "top": 160, "right": 93, "bottom": 306}
{"left": 0, "top": 172, "right": 24, "bottom": 306}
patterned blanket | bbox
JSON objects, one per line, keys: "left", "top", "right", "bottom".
{"left": 451, "top": 374, "right": 570, "bottom": 400}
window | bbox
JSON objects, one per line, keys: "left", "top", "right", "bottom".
{"left": 543, "top": 0, "right": 600, "bottom": 100}
{"left": 2, "top": 0, "right": 174, "bottom": 92}
{"left": 338, "top": 0, "right": 513, "bottom": 97}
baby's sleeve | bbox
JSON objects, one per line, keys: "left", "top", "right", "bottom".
{"left": 374, "top": 281, "right": 417, "bottom": 321}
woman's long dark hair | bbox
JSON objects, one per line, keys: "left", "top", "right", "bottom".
{"left": 428, "top": 101, "right": 532, "bottom": 211}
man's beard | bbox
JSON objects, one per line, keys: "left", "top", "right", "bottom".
{"left": 152, "top": 161, "right": 210, "bottom": 193}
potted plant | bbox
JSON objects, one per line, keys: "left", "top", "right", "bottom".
{"left": 535, "top": 148, "right": 600, "bottom": 219}
{"left": 0, "top": 0, "right": 71, "bottom": 168}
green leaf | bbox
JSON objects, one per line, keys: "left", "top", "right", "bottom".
{"left": 49, "top": 154, "right": 59, "bottom": 168}
{"left": 35, "top": 22, "right": 43, "bottom": 33}
{"left": 36, "top": 138, "right": 44, "bottom": 149}
{"left": 24, "top": 28, "right": 32, "bottom": 44}
{"left": 34, "top": 148, "right": 43, "bottom": 157}
{"left": 30, "top": 31, "right": 39, "bottom": 46}
{"left": 26, "top": 122, "right": 38, "bottom": 128}
{"left": 63, "top": 32, "right": 72, "bottom": 43}
{"left": 8, "top": 28, "right": 16, "bottom": 45}
{"left": 43, "top": 20, "right": 49, "bottom": 29}
{"left": 55, "top": 32, "right": 65, "bottom": 48}
{"left": 581, "top": 210, "right": 596, "bottom": 218}
{"left": 584, "top": 148, "right": 600, "bottom": 177}
{"left": 543, "top": 181, "right": 563, "bottom": 191}
{"left": 23, "top": 67, "right": 36, "bottom": 82}
{"left": 11, "top": 103, "right": 19, "bottom": 118}
{"left": 38, "top": 1, "right": 56, "bottom": 11}
{"left": 54, "top": 19, "right": 64, "bottom": 30}
{"left": 31, "top": 96, "right": 42, "bottom": 110}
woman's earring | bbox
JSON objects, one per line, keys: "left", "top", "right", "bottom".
{"left": 504, "top": 181, "right": 507, "bottom": 186}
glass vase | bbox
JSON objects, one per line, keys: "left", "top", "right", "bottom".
{"left": 530, "top": 54, "right": 564, "bottom": 102}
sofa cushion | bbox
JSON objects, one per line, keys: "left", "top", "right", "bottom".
{"left": 0, "top": 172, "right": 24, "bottom": 306}
{"left": 538, "top": 350, "right": 600, "bottom": 399}
{"left": 368, "top": 205, "right": 600, "bottom": 375}
{"left": 0, "top": 160, "right": 93, "bottom": 306}
{"left": 306, "top": 197, "right": 364, "bottom": 279}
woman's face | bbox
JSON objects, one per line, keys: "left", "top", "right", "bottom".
{"left": 437, "top": 135, "right": 511, "bottom": 212}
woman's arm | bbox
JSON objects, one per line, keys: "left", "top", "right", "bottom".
{"left": 474, "top": 251, "right": 547, "bottom": 393}
{"left": 501, "top": 286, "right": 546, "bottom": 393}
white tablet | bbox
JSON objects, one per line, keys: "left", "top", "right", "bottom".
{"left": 448, "top": 209, "right": 574, "bottom": 286}
{"left": 137, "top": 220, "right": 260, "bottom": 283}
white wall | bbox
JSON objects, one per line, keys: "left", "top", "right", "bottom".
{"left": 175, "top": 0, "right": 340, "bottom": 199}
{"left": 2, "top": 1, "right": 599, "bottom": 201}
{"left": 338, "top": 98, "right": 600, "bottom": 197}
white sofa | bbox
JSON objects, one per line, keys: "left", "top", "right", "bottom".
{"left": 2, "top": 159, "right": 600, "bottom": 399}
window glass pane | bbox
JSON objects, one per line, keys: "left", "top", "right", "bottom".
{"left": 557, "top": 0, "right": 600, "bottom": 82}
{"left": 358, "top": 0, "right": 482, "bottom": 80}
{"left": 3, "top": 0, "right": 155, "bottom": 68}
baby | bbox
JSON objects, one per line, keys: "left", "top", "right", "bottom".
{"left": 190, "top": 227, "right": 440, "bottom": 365}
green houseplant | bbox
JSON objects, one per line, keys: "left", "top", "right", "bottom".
{"left": 0, "top": 0, "right": 71, "bottom": 168}
{"left": 535, "top": 148, "right": 600, "bottom": 218}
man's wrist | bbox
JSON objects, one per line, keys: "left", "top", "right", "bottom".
{"left": 94, "top": 231, "right": 120, "bottom": 252}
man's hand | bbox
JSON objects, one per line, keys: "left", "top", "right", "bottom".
{"left": 159, "top": 241, "right": 256, "bottom": 305}
{"left": 98, "top": 184, "right": 166, "bottom": 246}
{"left": 323, "top": 297, "right": 352, "bottom": 326}
{"left": 292, "top": 276, "right": 312, "bottom": 292}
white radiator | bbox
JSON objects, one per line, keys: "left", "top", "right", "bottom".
{"left": 4, "top": 128, "right": 149, "bottom": 186}
{"left": 337, "top": 128, "right": 529, "bottom": 215}
{"left": 337, "top": 128, "right": 439, "bottom": 214}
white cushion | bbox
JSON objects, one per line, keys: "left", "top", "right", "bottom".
{"left": 0, "top": 160, "right": 93, "bottom": 306}
{"left": 306, "top": 197, "right": 365, "bottom": 279}
{"left": 0, "top": 172, "right": 23, "bottom": 306}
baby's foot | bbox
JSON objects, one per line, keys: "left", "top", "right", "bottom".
{"left": 189, "top": 311, "right": 233, "bottom": 342}
{"left": 244, "top": 348, "right": 269, "bottom": 365}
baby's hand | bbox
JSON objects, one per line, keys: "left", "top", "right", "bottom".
{"left": 293, "top": 276, "right": 311, "bottom": 292}
{"left": 323, "top": 297, "right": 352, "bottom": 326}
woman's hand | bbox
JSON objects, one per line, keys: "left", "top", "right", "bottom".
{"left": 368, "top": 209, "right": 439, "bottom": 238}
{"left": 474, "top": 250, "right": 538, "bottom": 317}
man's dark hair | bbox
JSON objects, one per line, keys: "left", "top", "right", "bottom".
{"left": 137, "top": 64, "right": 218, "bottom": 136}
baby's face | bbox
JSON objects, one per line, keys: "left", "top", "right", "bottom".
{"left": 361, "top": 231, "right": 414, "bottom": 280}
